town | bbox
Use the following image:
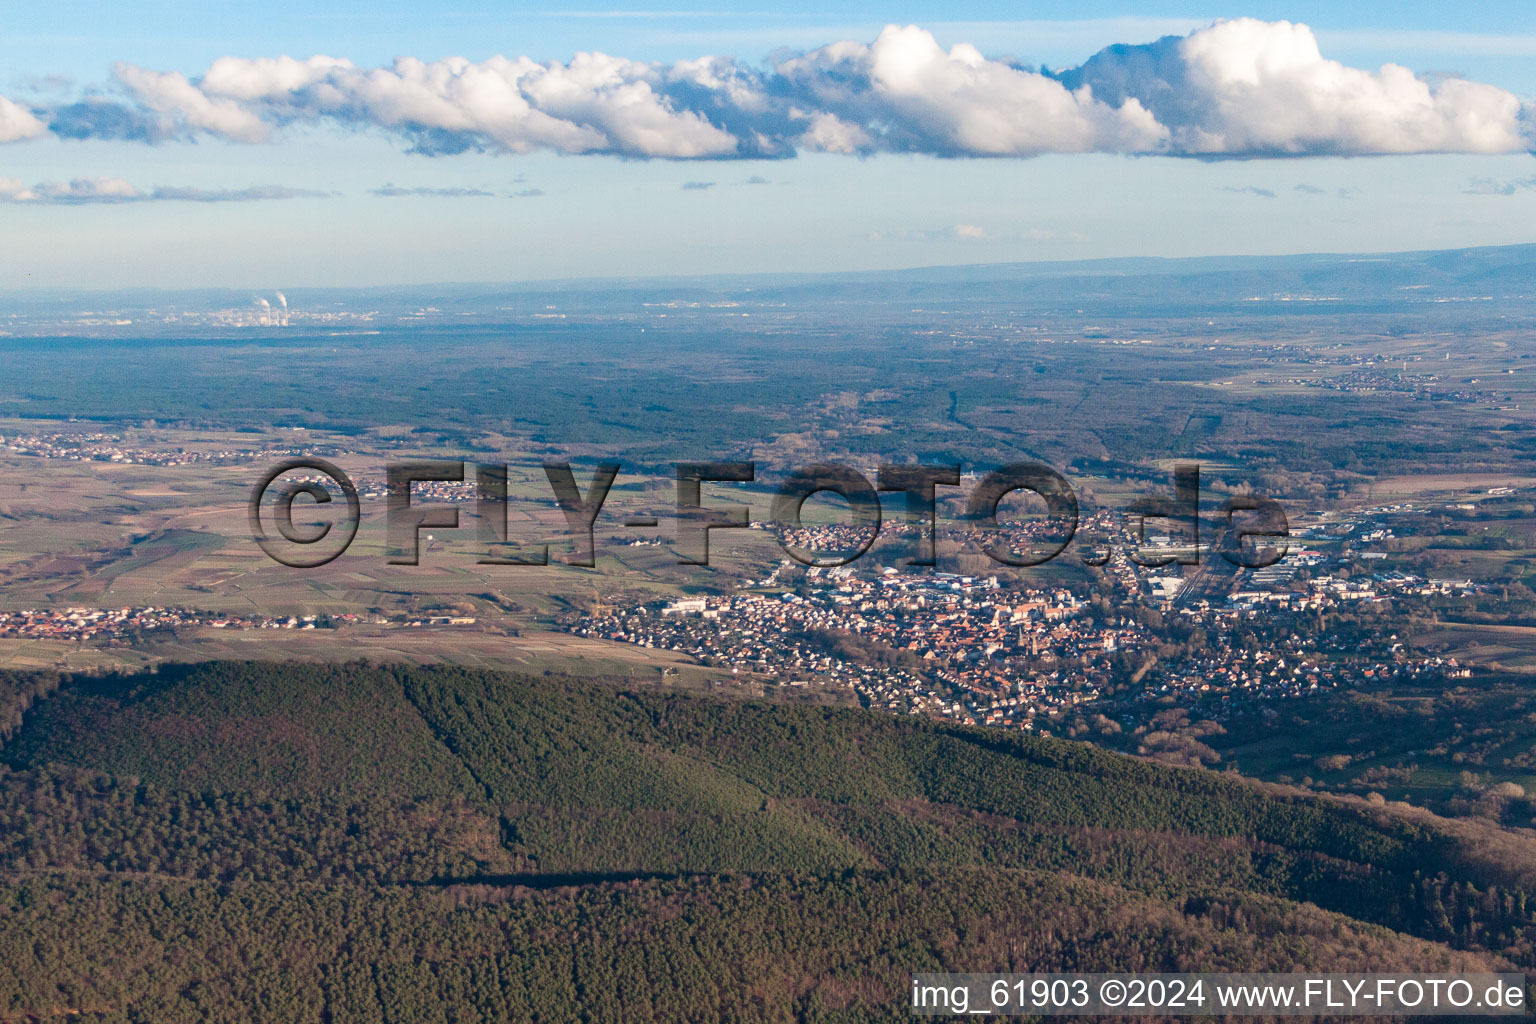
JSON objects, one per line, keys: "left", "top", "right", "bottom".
{"left": 562, "top": 495, "right": 1489, "bottom": 734}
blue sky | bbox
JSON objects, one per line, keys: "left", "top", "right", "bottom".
{"left": 1, "top": 1, "right": 1534, "bottom": 289}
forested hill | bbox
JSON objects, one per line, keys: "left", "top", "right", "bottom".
{"left": 0, "top": 661, "right": 1533, "bottom": 1022}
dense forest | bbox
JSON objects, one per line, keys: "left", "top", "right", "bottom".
{"left": 0, "top": 661, "right": 1532, "bottom": 1021}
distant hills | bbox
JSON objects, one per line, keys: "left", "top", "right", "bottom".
{"left": 0, "top": 661, "right": 1531, "bottom": 1021}
{"left": 5, "top": 241, "right": 1533, "bottom": 322}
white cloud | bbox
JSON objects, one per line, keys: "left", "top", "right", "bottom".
{"left": 0, "top": 96, "right": 46, "bottom": 142}
{"left": 779, "top": 26, "right": 1167, "bottom": 156}
{"left": 111, "top": 51, "right": 738, "bottom": 157}
{"left": 1059, "top": 18, "right": 1534, "bottom": 157}
{"left": 10, "top": 19, "right": 1536, "bottom": 160}
{"left": 199, "top": 55, "right": 353, "bottom": 101}
{"left": 520, "top": 52, "right": 738, "bottom": 156}
{"left": 794, "top": 111, "right": 871, "bottom": 154}
{"left": 112, "top": 63, "right": 271, "bottom": 142}
{"left": 1178, "top": 19, "right": 1529, "bottom": 155}
{"left": 0, "top": 177, "right": 141, "bottom": 203}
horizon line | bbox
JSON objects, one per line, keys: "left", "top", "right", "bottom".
{"left": 3, "top": 239, "right": 1533, "bottom": 298}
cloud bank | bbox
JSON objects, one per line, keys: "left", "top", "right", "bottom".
{"left": 1463, "top": 174, "right": 1536, "bottom": 195}
{"left": 371, "top": 183, "right": 496, "bottom": 197}
{"left": 8, "top": 19, "right": 1535, "bottom": 160}
{"left": 0, "top": 177, "right": 333, "bottom": 204}
{"left": 369, "top": 183, "right": 544, "bottom": 197}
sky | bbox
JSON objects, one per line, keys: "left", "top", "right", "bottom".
{"left": 1, "top": 0, "right": 1534, "bottom": 290}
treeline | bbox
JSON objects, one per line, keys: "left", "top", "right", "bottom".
{"left": 0, "top": 765, "right": 511, "bottom": 884}
{"left": 0, "top": 668, "right": 62, "bottom": 745}
{"left": 0, "top": 869, "right": 1508, "bottom": 1024}
{"left": 3, "top": 661, "right": 483, "bottom": 802}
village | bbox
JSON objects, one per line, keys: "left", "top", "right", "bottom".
{"left": 0, "top": 605, "right": 344, "bottom": 643}
{"left": 0, "top": 430, "right": 355, "bottom": 467}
